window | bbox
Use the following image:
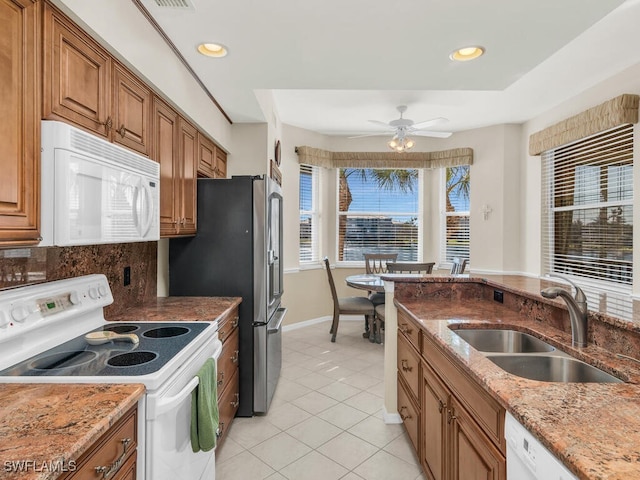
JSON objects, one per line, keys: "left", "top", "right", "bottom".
{"left": 337, "top": 168, "right": 419, "bottom": 262}
{"left": 542, "top": 125, "right": 633, "bottom": 286}
{"left": 442, "top": 166, "right": 470, "bottom": 263}
{"left": 299, "top": 164, "right": 319, "bottom": 263}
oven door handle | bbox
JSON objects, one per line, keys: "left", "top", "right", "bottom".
{"left": 148, "top": 376, "right": 199, "bottom": 419}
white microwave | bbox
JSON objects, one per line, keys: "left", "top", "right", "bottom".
{"left": 40, "top": 121, "right": 160, "bottom": 246}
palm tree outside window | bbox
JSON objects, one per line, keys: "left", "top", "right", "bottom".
{"left": 442, "top": 166, "right": 470, "bottom": 264}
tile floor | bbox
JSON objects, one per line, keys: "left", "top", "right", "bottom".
{"left": 215, "top": 319, "right": 426, "bottom": 480}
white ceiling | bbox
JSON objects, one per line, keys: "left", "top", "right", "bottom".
{"left": 139, "top": 0, "right": 640, "bottom": 137}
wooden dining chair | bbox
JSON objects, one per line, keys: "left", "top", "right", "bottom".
{"left": 364, "top": 253, "right": 398, "bottom": 275}
{"left": 387, "top": 262, "right": 435, "bottom": 274}
{"left": 450, "top": 257, "right": 468, "bottom": 275}
{"left": 323, "top": 258, "right": 375, "bottom": 342}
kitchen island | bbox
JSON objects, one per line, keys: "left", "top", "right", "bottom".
{"left": 389, "top": 275, "right": 640, "bottom": 480}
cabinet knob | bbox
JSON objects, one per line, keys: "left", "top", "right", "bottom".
{"left": 116, "top": 124, "right": 126, "bottom": 138}
{"left": 447, "top": 409, "right": 457, "bottom": 424}
{"left": 102, "top": 116, "right": 113, "bottom": 131}
{"left": 399, "top": 406, "right": 412, "bottom": 421}
{"left": 231, "top": 350, "right": 239, "bottom": 364}
{"left": 216, "top": 422, "right": 225, "bottom": 438}
{"left": 217, "top": 371, "right": 224, "bottom": 386}
{"left": 438, "top": 399, "right": 445, "bottom": 413}
{"left": 401, "top": 359, "right": 412, "bottom": 372}
{"left": 231, "top": 393, "right": 239, "bottom": 408}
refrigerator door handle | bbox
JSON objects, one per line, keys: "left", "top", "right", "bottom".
{"left": 267, "top": 308, "right": 287, "bottom": 334}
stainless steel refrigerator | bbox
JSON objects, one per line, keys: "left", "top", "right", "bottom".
{"left": 169, "top": 175, "right": 286, "bottom": 416}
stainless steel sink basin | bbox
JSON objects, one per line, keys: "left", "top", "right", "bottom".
{"left": 454, "top": 329, "right": 555, "bottom": 353}
{"left": 486, "top": 355, "right": 623, "bottom": 383}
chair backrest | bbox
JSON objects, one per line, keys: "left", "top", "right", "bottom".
{"left": 323, "top": 257, "right": 339, "bottom": 307}
{"left": 387, "top": 262, "right": 435, "bottom": 274}
{"left": 450, "top": 257, "right": 468, "bottom": 275}
{"left": 364, "top": 253, "right": 398, "bottom": 274}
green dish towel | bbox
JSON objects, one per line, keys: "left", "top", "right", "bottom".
{"left": 191, "top": 358, "right": 219, "bottom": 452}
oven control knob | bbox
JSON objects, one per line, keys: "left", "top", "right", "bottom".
{"left": 69, "top": 291, "right": 81, "bottom": 305}
{"left": 11, "top": 306, "right": 29, "bottom": 322}
{"left": 88, "top": 287, "right": 98, "bottom": 299}
{"left": 98, "top": 285, "right": 107, "bottom": 297}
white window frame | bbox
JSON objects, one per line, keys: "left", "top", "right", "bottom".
{"left": 299, "top": 164, "right": 320, "bottom": 265}
{"left": 335, "top": 168, "right": 423, "bottom": 266}
{"left": 440, "top": 166, "right": 470, "bottom": 267}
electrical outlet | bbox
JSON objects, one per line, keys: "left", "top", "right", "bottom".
{"left": 124, "top": 266, "right": 131, "bottom": 286}
{"left": 493, "top": 289, "right": 504, "bottom": 303}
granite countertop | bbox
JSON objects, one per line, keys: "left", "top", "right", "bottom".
{"left": 393, "top": 275, "right": 640, "bottom": 480}
{"left": 0, "top": 383, "right": 144, "bottom": 480}
{"left": 107, "top": 296, "right": 241, "bottom": 322}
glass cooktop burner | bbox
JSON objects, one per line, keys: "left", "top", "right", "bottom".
{"left": 108, "top": 351, "right": 157, "bottom": 367}
{"left": 143, "top": 326, "right": 190, "bottom": 338}
{"left": 31, "top": 351, "right": 98, "bottom": 370}
{"left": 104, "top": 324, "right": 140, "bottom": 334}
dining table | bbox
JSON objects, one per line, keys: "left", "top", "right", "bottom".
{"left": 345, "top": 273, "right": 385, "bottom": 293}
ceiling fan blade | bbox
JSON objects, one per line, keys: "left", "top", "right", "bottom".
{"left": 348, "top": 133, "right": 388, "bottom": 139}
{"left": 410, "top": 130, "right": 453, "bottom": 138}
{"left": 411, "top": 117, "right": 448, "bottom": 129}
{"left": 367, "top": 120, "right": 392, "bottom": 128}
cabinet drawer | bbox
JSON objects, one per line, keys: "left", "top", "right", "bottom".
{"left": 218, "top": 308, "right": 239, "bottom": 344}
{"left": 422, "top": 332, "right": 505, "bottom": 453}
{"left": 217, "top": 369, "right": 239, "bottom": 449}
{"left": 397, "top": 332, "right": 420, "bottom": 400}
{"left": 63, "top": 406, "right": 137, "bottom": 479}
{"left": 398, "top": 309, "right": 420, "bottom": 350}
{"left": 398, "top": 375, "right": 420, "bottom": 452}
{"left": 217, "top": 327, "right": 239, "bottom": 397}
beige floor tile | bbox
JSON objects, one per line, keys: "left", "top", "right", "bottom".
{"left": 251, "top": 432, "right": 312, "bottom": 470}
{"left": 286, "top": 416, "right": 342, "bottom": 448}
{"left": 317, "top": 379, "right": 361, "bottom": 400}
{"left": 215, "top": 437, "right": 244, "bottom": 464}
{"left": 292, "top": 390, "right": 339, "bottom": 415}
{"left": 383, "top": 433, "right": 420, "bottom": 465}
{"left": 367, "top": 381, "right": 385, "bottom": 398}
{"left": 281, "top": 364, "right": 313, "bottom": 380}
{"left": 215, "top": 450, "right": 275, "bottom": 480}
{"left": 348, "top": 416, "right": 405, "bottom": 449}
{"left": 343, "top": 391, "right": 385, "bottom": 415}
{"left": 227, "top": 416, "right": 281, "bottom": 449}
{"left": 265, "top": 401, "right": 312, "bottom": 430}
{"left": 339, "top": 372, "right": 381, "bottom": 390}
{"left": 316, "top": 431, "right": 379, "bottom": 470}
{"left": 340, "top": 473, "right": 366, "bottom": 480}
{"left": 279, "top": 451, "right": 348, "bottom": 480}
{"left": 317, "top": 402, "right": 369, "bottom": 430}
{"left": 353, "top": 450, "right": 421, "bottom": 480}
{"left": 295, "top": 371, "right": 335, "bottom": 390}
{"left": 265, "top": 473, "right": 288, "bottom": 480}
{"left": 272, "top": 378, "right": 312, "bottom": 402}
{"left": 318, "top": 364, "right": 358, "bottom": 381}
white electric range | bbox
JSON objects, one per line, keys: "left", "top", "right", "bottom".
{"left": 0, "top": 274, "right": 222, "bottom": 480}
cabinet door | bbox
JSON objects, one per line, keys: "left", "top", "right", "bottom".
{"left": 0, "top": 0, "right": 40, "bottom": 244}
{"left": 178, "top": 117, "right": 197, "bottom": 235}
{"left": 197, "top": 133, "right": 216, "bottom": 178}
{"left": 449, "top": 397, "right": 505, "bottom": 480}
{"left": 113, "top": 62, "right": 151, "bottom": 156}
{"left": 215, "top": 148, "right": 227, "bottom": 178}
{"left": 152, "top": 97, "right": 179, "bottom": 236}
{"left": 422, "top": 362, "right": 448, "bottom": 480}
{"left": 43, "top": 2, "right": 111, "bottom": 137}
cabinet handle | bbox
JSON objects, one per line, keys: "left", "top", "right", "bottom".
{"left": 438, "top": 399, "right": 445, "bottom": 413}
{"left": 447, "top": 409, "right": 457, "bottom": 424}
{"left": 219, "top": 329, "right": 226, "bottom": 339}
{"left": 399, "top": 406, "right": 412, "bottom": 421}
{"left": 231, "top": 350, "right": 239, "bottom": 364}
{"left": 116, "top": 124, "right": 126, "bottom": 137}
{"left": 216, "top": 422, "right": 225, "bottom": 438}
{"left": 217, "top": 371, "right": 224, "bottom": 386}
{"left": 399, "top": 323, "right": 412, "bottom": 335}
{"left": 181, "top": 217, "right": 186, "bottom": 226}
{"left": 231, "top": 393, "right": 239, "bottom": 408}
{"left": 231, "top": 316, "right": 239, "bottom": 328}
{"left": 102, "top": 116, "right": 113, "bottom": 131}
{"left": 94, "top": 437, "right": 131, "bottom": 479}
{"left": 401, "top": 359, "right": 412, "bottom": 372}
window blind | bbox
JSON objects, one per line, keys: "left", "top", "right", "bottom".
{"left": 542, "top": 124, "right": 633, "bottom": 286}
{"left": 337, "top": 168, "right": 419, "bottom": 262}
{"left": 299, "top": 164, "right": 319, "bottom": 263}
{"left": 442, "top": 166, "right": 470, "bottom": 263}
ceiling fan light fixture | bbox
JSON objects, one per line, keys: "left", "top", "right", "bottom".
{"left": 450, "top": 46, "right": 484, "bottom": 62}
{"left": 197, "top": 42, "right": 228, "bottom": 58}
{"left": 388, "top": 136, "right": 414, "bottom": 153}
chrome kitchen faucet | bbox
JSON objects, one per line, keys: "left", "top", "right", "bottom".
{"left": 540, "top": 274, "right": 588, "bottom": 348}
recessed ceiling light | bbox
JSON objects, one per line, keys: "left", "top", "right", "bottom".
{"left": 197, "top": 43, "right": 228, "bottom": 58}
{"left": 450, "top": 46, "right": 485, "bottom": 62}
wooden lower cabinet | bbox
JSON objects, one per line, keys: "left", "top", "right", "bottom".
{"left": 422, "top": 362, "right": 447, "bottom": 480}
{"left": 216, "top": 306, "right": 240, "bottom": 450}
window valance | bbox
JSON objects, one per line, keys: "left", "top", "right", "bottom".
{"left": 529, "top": 93, "right": 639, "bottom": 156}
{"left": 295, "top": 146, "right": 473, "bottom": 169}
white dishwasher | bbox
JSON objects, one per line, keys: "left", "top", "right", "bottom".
{"left": 506, "top": 412, "right": 578, "bottom": 480}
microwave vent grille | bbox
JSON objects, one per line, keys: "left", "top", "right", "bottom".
{"left": 152, "top": 0, "right": 193, "bottom": 9}
{"left": 70, "top": 130, "right": 159, "bottom": 177}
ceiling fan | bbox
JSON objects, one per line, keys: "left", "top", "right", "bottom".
{"left": 350, "top": 105, "right": 453, "bottom": 152}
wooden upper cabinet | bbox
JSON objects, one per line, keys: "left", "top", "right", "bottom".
{"left": 43, "top": 2, "right": 111, "bottom": 138}
{"left": 197, "top": 132, "right": 226, "bottom": 179}
{"left": 112, "top": 62, "right": 151, "bottom": 156}
{"left": 178, "top": 118, "right": 197, "bottom": 235}
{"left": 215, "top": 148, "right": 227, "bottom": 178}
{"left": 0, "top": 0, "right": 40, "bottom": 245}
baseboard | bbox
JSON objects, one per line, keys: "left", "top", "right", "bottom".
{"left": 282, "top": 314, "right": 363, "bottom": 332}
{"left": 383, "top": 408, "right": 402, "bottom": 424}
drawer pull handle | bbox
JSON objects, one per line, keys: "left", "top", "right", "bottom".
{"left": 217, "top": 371, "right": 224, "bottom": 386}
{"left": 401, "top": 359, "right": 412, "bottom": 372}
{"left": 447, "top": 409, "right": 457, "bottom": 424}
{"left": 438, "top": 399, "right": 445, "bottom": 413}
{"left": 399, "top": 406, "right": 412, "bottom": 421}
{"left": 94, "top": 437, "right": 131, "bottom": 479}
{"left": 231, "top": 393, "right": 239, "bottom": 408}
{"left": 219, "top": 329, "right": 226, "bottom": 339}
{"left": 231, "top": 350, "right": 239, "bottom": 364}
{"left": 216, "top": 422, "right": 225, "bottom": 438}
{"left": 231, "top": 316, "right": 239, "bottom": 328}
{"left": 399, "top": 324, "right": 412, "bottom": 335}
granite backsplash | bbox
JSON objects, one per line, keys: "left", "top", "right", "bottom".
{"left": 0, "top": 242, "right": 157, "bottom": 318}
